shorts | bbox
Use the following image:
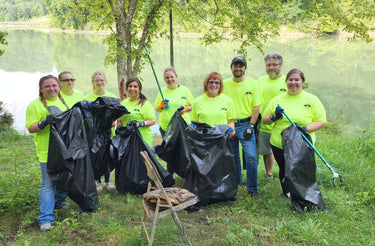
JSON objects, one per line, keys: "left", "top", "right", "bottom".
{"left": 258, "top": 131, "right": 273, "bottom": 155}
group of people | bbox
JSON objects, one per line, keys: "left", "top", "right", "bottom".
{"left": 26, "top": 54, "right": 326, "bottom": 231}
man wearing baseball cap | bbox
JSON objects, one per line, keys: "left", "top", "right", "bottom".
{"left": 223, "top": 56, "right": 261, "bottom": 199}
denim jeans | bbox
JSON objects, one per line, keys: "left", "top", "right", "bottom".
{"left": 38, "top": 163, "right": 66, "bottom": 224}
{"left": 229, "top": 121, "right": 258, "bottom": 192}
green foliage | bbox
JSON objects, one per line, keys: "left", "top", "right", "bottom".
{"left": 0, "top": 31, "right": 8, "bottom": 56}
{"left": 0, "top": 101, "right": 14, "bottom": 130}
{"left": 42, "top": 0, "right": 86, "bottom": 29}
{"left": 0, "top": 0, "right": 47, "bottom": 21}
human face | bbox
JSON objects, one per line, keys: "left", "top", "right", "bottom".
{"left": 41, "top": 78, "right": 60, "bottom": 100}
{"left": 127, "top": 81, "right": 140, "bottom": 100}
{"left": 286, "top": 73, "right": 304, "bottom": 95}
{"left": 231, "top": 63, "right": 246, "bottom": 79}
{"left": 206, "top": 79, "right": 221, "bottom": 97}
{"left": 266, "top": 58, "right": 282, "bottom": 79}
{"left": 93, "top": 74, "right": 106, "bottom": 91}
{"left": 164, "top": 71, "right": 178, "bottom": 89}
{"left": 59, "top": 73, "right": 75, "bottom": 91}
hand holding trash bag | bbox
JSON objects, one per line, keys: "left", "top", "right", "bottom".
{"left": 270, "top": 107, "right": 283, "bottom": 121}
{"left": 296, "top": 124, "right": 309, "bottom": 139}
{"left": 136, "top": 121, "right": 146, "bottom": 127}
{"left": 157, "top": 99, "right": 169, "bottom": 110}
{"left": 38, "top": 115, "right": 55, "bottom": 129}
{"left": 228, "top": 126, "right": 236, "bottom": 137}
{"left": 243, "top": 123, "right": 254, "bottom": 140}
{"left": 178, "top": 106, "right": 188, "bottom": 115}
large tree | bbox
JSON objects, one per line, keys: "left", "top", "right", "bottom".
{"left": 68, "top": 0, "right": 373, "bottom": 98}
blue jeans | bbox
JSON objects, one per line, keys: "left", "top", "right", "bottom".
{"left": 38, "top": 163, "right": 66, "bottom": 224}
{"left": 229, "top": 122, "right": 258, "bottom": 192}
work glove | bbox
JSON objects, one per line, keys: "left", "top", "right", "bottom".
{"left": 157, "top": 99, "right": 169, "bottom": 110}
{"left": 85, "top": 100, "right": 93, "bottom": 108}
{"left": 228, "top": 126, "right": 236, "bottom": 138}
{"left": 296, "top": 124, "right": 309, "bottom": 139}
{"left": 190, "top": 122, "right": 196, "bottom": 128}
{"left": 243, "top": 123, "right": 255, "bottom": 141}
{"left": 38, "top": 115, "right": 54, "bottom": 129}
{"left": 178, "top": 106, "right": 188, "bottom": 115}
{"left": 270, "top": 107, "right": 283, "bottom": 121}
{"left": 135, "top": 121, "right": 146, "bottom": 128}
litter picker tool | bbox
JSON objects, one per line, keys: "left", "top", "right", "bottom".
{"left": 143, "top": 42, "right": 165, "bottom": 100}
{"left": 276, "top": 104, "right": 343, "bottom": 186}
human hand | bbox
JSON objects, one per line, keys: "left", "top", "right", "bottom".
{"left": 296, "top": 124, "right": 309, "bottom": 139}
{"left": 178, "top": 106, "right": 187, "bottom": 115}
{"left": 228, "top": 126, "right": 236, "bottom": 137}
{"left": 243, "top": 123, "right": 254, "bottom": 140}
{"left": 38, "top": 115, "right": 54, "bottom": 129}
{"left": 157, "top": 99, "right": 169, "bottom": 110}
{"left": 136, "top": 121, "right": 146, "bottom": 127}
{"left": 270, "top": 107, "right": 283, "bottom": 121}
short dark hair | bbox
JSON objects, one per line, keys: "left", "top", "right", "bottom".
{"left": 264, "top": 53, "right": 283, "bottom": 64}
{"left": 286, "top": 68, "right": 305, "bottom": 82}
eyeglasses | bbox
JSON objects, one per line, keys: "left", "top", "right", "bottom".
{"left": 266, "top": 63, "right": 280, "bottom": 68}
{"left": 61, "top": 78, "right": 76, "bottom": 82}
{"left": 208, "top": 81, "right": 221, "bottom": 85}
{"left": 94, "top": 79, "right": 105, "bottom": 83}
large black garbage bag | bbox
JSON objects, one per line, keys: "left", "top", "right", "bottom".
{"left": 185, "top": 123, "right": 238, "bottom": 204}
{"left": 88, "top": 97, "right": 129, "bottom": 180}
{"left": 154, "top": 111, "right": 190, "bottom": 178}
{"left": 282, "top": 125, "right": 328, "bottom": 213}
{"left": 111, "top": 123, "right": 175, "bottom": 194}
{"left": 47, "top": 102, "right": 98, "bottom": 212}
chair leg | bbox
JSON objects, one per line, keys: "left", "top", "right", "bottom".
{"left": 149, "top": 199, "right": 161, "bottom": 246}
{"left": 170, "top": 210, "right": 193, "bottom": 246}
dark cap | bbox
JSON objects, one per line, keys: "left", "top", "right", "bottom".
{"left": 231, "top": 56, "right": 247, "bottom": 66}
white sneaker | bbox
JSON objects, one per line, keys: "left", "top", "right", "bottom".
{"left": 104, "top": 182, "right": 115, "bottom": 190}
{"left": 40, "top": 222, "right": 52, "bottom": 231}
{"left": 96, "top": 183, "right": 103, "bottom": 192}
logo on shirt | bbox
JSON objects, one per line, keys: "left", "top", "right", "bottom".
{"left": 221, "top": 107, "right": 228, "bottom": 111}
{"left": 280, "top": 88, "right": 287, "bottom": 92}
{"left": 134, "top": 109, "right": 140, "bottom": 112}
{"left": 245, "top": 91, "right": 252, "bottom": 95}
{"left": 304, "top": 104, "right": 311, "bottom": 108}
{"left": 181, "top": 96, "right": 186, "bottom": 100}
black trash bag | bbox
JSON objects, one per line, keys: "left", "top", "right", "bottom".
{"left": 47, "top": 102, "right": 98, "bottom": 212}
{"left": 111, "top": 123, "right": 175, "bottom": 194}
{"left": 185, "top": 123, "right": 238, "bottom": 204}
{"left": 88, "top": 97, "right": 129, "bottom": 180}
{"left": 154, "top": 111, "right": 190, "bottom": 178}
{"left": 282, "top": 125, "right": 328, "bottom": 213}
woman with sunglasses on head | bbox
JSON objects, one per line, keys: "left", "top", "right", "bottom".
{"left": 191, "top": 72, "right": 236, "bottom": 133}
{"left": 262, "top": 68, "right": 326, "bottom": 198}
{"left": 154, "top": 67, "right": 194, "bottom": 138}
{"left": 85, "top": 71, "right": 118, "bottom": 191}
{"left": 58, "top": 71, "right": 84, "bottom": 108}
{"left": 118, "top": 78, "right": 156, "bottom": 147}
{"left": 26, "top": 75, "right": 70, "bottom": 231}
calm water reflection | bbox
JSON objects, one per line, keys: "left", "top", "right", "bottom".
{"left": 0, "top": 29, "right": 374, "bottom": 132}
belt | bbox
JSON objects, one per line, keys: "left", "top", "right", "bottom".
{"left": 234, "top": 117, "right": 251, "bottom": 123}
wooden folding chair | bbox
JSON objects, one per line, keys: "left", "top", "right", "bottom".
{"left": 139, "top": 151, "right": 199, "bottom": 246}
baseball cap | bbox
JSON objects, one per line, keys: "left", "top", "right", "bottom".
{"left": 231, "top": 56, "right": 247, "bottom": 66}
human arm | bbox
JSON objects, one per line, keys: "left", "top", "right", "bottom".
{"left": 304, "top": 121, "right": 325, "bottom": 133}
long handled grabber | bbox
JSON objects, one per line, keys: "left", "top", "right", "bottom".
{"left": 276, "top": 104, "right": 343, "bottom": 187}
{"left": 142, "top": 42, "right": 165, "bottom": 101}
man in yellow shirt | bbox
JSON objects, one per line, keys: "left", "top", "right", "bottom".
{"left": 223, "top": 56, "right": 261, "bottom": 199}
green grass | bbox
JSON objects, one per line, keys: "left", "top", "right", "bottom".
{"left": 1, "top": 127, "right": 374, "bottom": 245}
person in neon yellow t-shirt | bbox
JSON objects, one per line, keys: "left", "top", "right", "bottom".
{"left": 223, "top": 56, "right": 261, "bottom": 199}
{"left": 262, "top": 68, "right": 326, "bottom": 198}
{"left": 58, "top": 71, "right": 84, "bottom": 108}
{"left": 191, "top": 72, "right": 236, "bottom": 130}
{"left": 257, "top": 54, "right": 287, "bottom": 178}
{"left": 118, "top": 78, "right": 156, "bottom": 147}
{"left": 26, "top": 75, "right": 70, "bottom": 231}
{"left": 84, "top": 71, "right": 117, "bottom": 191}
{"left": 154, "top": 67, "right": 194, "bottom": 138}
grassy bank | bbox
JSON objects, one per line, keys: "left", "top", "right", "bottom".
{"left": 0, "top": 126, "right": 374, "bottom": 245}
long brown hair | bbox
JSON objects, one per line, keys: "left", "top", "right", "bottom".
{"left": 39, "top": 75, "right": 69, "bottom": 109}
{"left": 126, "top": 78, "right": 147, "bottom": 106}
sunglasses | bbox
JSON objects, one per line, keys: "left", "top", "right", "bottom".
{"left": 208, "top": 81, "right": 221, "bottom": 85}
{"left": 61, "top": 78, "right": 76, "bottom": 82}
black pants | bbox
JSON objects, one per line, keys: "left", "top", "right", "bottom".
{"left": 271, "top": 145, "right": 289, "bottom": 194}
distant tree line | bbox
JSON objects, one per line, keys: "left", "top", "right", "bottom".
{"left": 0, "top": 0, "right": 47, "bottom": 21}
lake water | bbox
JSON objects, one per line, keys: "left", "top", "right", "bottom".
{"left": 1, "top": 29, "right": 375, "bottom": 133}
